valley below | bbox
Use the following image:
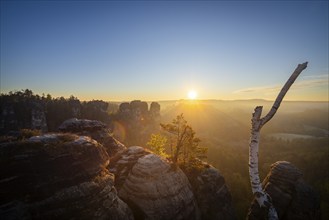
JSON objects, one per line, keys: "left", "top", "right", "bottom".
{"left": 1, "top": 92, "right": 328, "bottom": 219}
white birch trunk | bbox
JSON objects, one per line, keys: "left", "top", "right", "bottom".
{"left": 249, "top": 107, "right": 264, "bottom": 202}
{"left": 248, "top": 62, "right": 308, "bottom": 219}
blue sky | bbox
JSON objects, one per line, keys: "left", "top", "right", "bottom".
{"left": 1, "top": 1, "right": 328, "bottom": 101}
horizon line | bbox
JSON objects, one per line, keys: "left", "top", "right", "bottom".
{"left": 1, "top": 90, "right": 327, "bottom": 103}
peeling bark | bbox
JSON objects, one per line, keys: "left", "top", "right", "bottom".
{"left": 248, "top": 62, "right": 308, "bottom": 219}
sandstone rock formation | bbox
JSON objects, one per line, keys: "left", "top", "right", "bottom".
{"left": 130, "top": 100, "right": 148, "bottom": 117}
{"left": 149, "top": 102, "right": 160, "bottom": 114}
{"left": 59, "top": 118, "right": 126, "bottom": 157}
{"left": 109, "top": 146, "right": 151, "bottom": 188}
{"left": 0, "top": 118, "right": 240, "bottom": 220}
{"left": 0, "top": 101, "right": 48, "bottom": 134}
{"left": 0, "top": 133, "right": 133, "bottom": 220}
{"left": 31, "top": 104, "right": 48, "bottom": 132}
{"left": 118, "top": 100, "right": 160, "bottom": 122}
{"left": 111, "top": 146, "right": 200, "bottom": 220}
{"left": 118, "top": 101, "right": 149, "bottom": 121}
{"left": 58, "top": 118, "right": 107, "bottom": 131}
{"left": 149, "top": 102, "right": 160, "bottom": 120}
{"left": 114, "top": 101, "right": 161, "bottom": 146}
{"left": 181, "top": 161, "right": 236, "bottom": 220}
{"left": 247, "top": 161, "right": 321, "bottom": 220}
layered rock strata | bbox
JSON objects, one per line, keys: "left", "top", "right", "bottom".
{"left": 0, "top": 133, "right": 133, "bottom": 220}
{"left": 109, "top": 146, "right": 151, "bottom": 189}
{"left": 112, "top": 146, "right": 200, "bottom": 220}
{"left": 182, "top": 161, "right": 236, "bottom": 220}
{"left": 59, "top": 118, "right": 126, "bottom": 157}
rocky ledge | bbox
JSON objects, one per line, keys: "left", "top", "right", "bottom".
{"left": 0, "top": 133, "right": 133, "bottom": 220}
{"left": 181, "top": 161, "right": 236, "bottom": 220}
{"left": 58, "top": 118, "right": 106, "bottom": 132}
{"left": 247, "top": 161, "right": 321, "bottom": 220}
{"left": 59, "top": 118, "right": 126, "bottom": 158}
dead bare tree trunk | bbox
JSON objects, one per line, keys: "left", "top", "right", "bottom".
{"left": 248, "top": 62, "right": 308, "bottom": 219}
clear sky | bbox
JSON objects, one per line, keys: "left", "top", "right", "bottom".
{"left": 1, "top": 1, "right": 328, "bottom": 101}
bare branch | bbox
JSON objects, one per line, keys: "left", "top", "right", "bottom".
{"left": 248, "top": 62, "right": 308, "bottom": 219}
{"left": 260, "top": 62, "right": 308, "bottom": 127}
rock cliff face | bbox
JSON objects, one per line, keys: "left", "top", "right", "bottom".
{"left": 0, "top": 133, "right": 133, "bottom": 220}
{"left": 0, "top": 101, "right": 48, "bottom": 134}
{"left": 111, "top": 147, "right": 200, "bottom": 220}
{"left": 181, "top": 161, "right": 236, "bottom": 220}
{"left": 117, "top": 100, "right": 160, "bottom": 124}
{"left": 149, "top": 102, "right": 160, "bottom": 120}
{"left": 59, "top": 118, "right": 126, "bottom": 158}
{"left": 247, "top": 161, "right": 321, "bottom": 220}
{"left": 31, "top": 105, "right": 48, "bottom": 132}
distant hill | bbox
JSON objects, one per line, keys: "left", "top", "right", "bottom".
{"left": 160, "top": 101, "right": 250, "bottom": 142}
{"left": 158, "top": 100, "right": 329, "bottom": 140}
{"left": 157, "top": 99, "right": 328, "bottom": 114}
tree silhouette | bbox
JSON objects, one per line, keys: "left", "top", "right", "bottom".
{"left": 160, "top": 114, "right": 207, "bottom": 165}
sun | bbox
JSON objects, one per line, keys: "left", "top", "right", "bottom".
{"left": 187, "top": 90, "right": 198, "bottom": 100}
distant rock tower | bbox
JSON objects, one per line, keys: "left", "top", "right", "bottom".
{"left": 31, "top": 107, "right": 48, "bottom": 132}
{"left": 118, "top": 100, "right": 160, "bottom": 122}
{"left": 150, "top": 102, "right": 160, "bottom": 120}
{"left": 119, "top": 102, "right": 131, "bottom": 114}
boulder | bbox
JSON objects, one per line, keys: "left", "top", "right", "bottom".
{"left": 59, "top": 118, "right": 126, "bottom": 158}
{"left": 0, "top": 133, "right": 133, "bottom": 220}
{"left": 181, "top": 161, "right": 236, "bottom": 220}
{"left": 111, "top": 147, "right": 200, "bottom": 220}
{"left": 247, "top": 161, "right": 321, "bottom": 219}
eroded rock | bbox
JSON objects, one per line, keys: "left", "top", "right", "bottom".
{"left": 109, "top": 146, "right": 151, "bottom": 189}
{"left": 58, "top": 118, "right": 106, "bottom": 132}
{"left": 181, "top": 161, "right": 236, "bottom": 220}
{"left": 111, "top": 146, "right": 199, "bottom": 220}
{"left": 0, "top": 133, "right": 133, "bottom": 220}
{"left": 59, "top": 118, "right": 126, "bottom": 158}
{"left": 247, "top": 161, "right": 321, "bottom": 220}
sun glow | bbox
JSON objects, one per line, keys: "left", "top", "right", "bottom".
{"left": 187, "top": 90, "right": 198, "bottom": 100}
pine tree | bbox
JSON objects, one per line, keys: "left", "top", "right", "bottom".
{"left": 160, "top": 114, "right": 207, "bottom": 164}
